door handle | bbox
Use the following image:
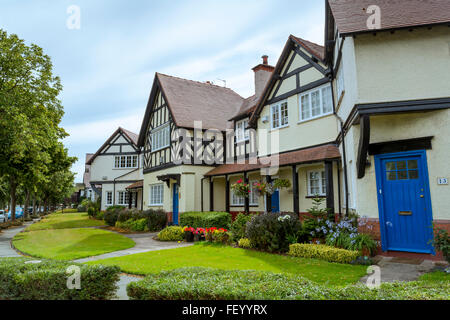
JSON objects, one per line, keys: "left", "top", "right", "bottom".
{"left": 420, "top": 195, "right": 424, "bottom": 198}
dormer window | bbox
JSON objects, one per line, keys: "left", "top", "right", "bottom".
{"left": 236, "top": 119, "right": 249, "bottom": 142}
{"left": 270, "top": 100, "right": 288, "bottom": 130}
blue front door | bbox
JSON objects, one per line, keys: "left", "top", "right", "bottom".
{"left": 172, "top": 184, "right": 179, "bottom": 225}
{"left": 271, "top": 190, "right": 280, "bottom": 213}
{"left": 375, "top": 150, "right": 434, "bottom": 254}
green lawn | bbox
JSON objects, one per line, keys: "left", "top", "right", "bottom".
{"left": 87, "top": 243, "right": 367, "bottom": 286}
{"left": 418, "top": 271, "right": 449, "bottom": 282}
{"left": 26, "top": 212, "right": 105, "bottom": 231}
{"left": 13, "top": 228, "right": 135, "bottom": 260}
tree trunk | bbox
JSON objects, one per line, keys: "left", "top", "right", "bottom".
{"left": 24, "top": 189, "right": 30, "bottom": 219}
{"left": 32, "top": 193, "right": 36, "bottom": 216}
{"left": 9, "top": 176, "right": 17, "bottom": 221}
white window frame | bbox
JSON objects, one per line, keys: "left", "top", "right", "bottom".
{"left": 249, "top": 180, "right": 259, "bottom": 205}
{"left": 149, "top": 183, "right": 164, "bottom": 206}
{"left": 114, "top": 155, "right": 138, "bottom": 169}
{"left": 106, "top": 191, "right": 112, "bottom": 205}
{"left": 151, "top": 123, "right": 170, "bottom": 152}
{"left": 270, "top": 100, "right": 288, "bottom": 130}
{"left": 299, "top": 84, "right": 333, "bottom": 123}
{"left": 116, "top": 191, "right": 129, "bottom": 205}
{"left": 307, "top": 170, "right": 327, "bottom": 196}
{"left": 231, "top": 192, "right": 245, "bottom": 206}
{"left": 235, "top": 119, "right": 249, "bottom": 142}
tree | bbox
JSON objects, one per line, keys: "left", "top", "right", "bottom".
{"left": 0, "top": 29, "right": 65, "bottom": 220}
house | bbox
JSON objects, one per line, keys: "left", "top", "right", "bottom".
{"left": 87, "top": 127, "right": 144, "bottom": 210}
{"left": 136, "top": 0, "right": 449, "bottom": 257}
{"left": 321, "top": 0, "right": 450, "bottom": 254}
{"left": 137, "top": 73, "right": 244, "bottom": 223}
{"left": 81, "top": 153, "right": 96, "bottom": 201}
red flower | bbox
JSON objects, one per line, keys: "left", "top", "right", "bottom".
{"left": 237, "top": 179, "right": 242, "bottom": 184}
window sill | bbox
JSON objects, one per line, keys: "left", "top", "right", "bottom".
{"left": 298, "top": 113, "right": 333, "bottom": 124}
{"left": 270, "top": 125, "right": 289, "bottom": 132}
{"left": 230, "top": 205, "right": 259, "bottom": 207}
{"left": 148, "top": 204, "right": 163, "bottom": 207}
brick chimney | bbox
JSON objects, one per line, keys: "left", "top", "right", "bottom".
{"left": 252, "top": 55, "right": 275, "bottom": 97}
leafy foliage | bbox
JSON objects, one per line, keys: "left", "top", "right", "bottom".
{"left": 288, "top": 243, "right": 360, "bottom": 264}
{"left": 246, "top": 212, "right": 302, "bottom": 253}
{"left": 158, "top": 226, "right": 184, "bottom": 241}
{"left": 0, "top": 257, "right": 120, "bottom": 300}
{"left": 127, "top": 267, "right": 450, "bottom": 300}
{"left": 230, "top": 213, "right": 254, "bottom": 242}
{"left": 145, "top": 209, "right": 167, "bottom": 232}
{"left": 432, "top": 227, "right": 450, "bottom": 263}
{"left": 238, "top": 238, "right": 252, "bottom": 249}
{"left": 180, "top": 212, "right": 231, "bottom": 229}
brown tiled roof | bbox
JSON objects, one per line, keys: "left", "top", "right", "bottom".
{"left": 205, "top": 144, "right": 341, "bottom": 176}
{"left": 126, "top": 180, "right": 143, "bottom": 190}
{"left": 329, "top": 0, "right": 450, "bottom": 35}
{"left": 157, "top": 73, "right": 244, "bottom": 131}
{"left": 121, "top": 127, "right": 139, "bottom": 145}
{"left": 290, "top": 35, "right": 325, "bottom": 60}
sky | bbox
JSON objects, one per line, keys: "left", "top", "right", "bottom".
{"left": 0, "top": 0, "right": 325, "bottom": 182}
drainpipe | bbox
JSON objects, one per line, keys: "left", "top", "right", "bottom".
{"left": 330, "top": 72, "right": 349, "bottom": 216}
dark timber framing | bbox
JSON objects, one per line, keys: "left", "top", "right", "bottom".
{"left": 292, "top": 165, "right": 299, "bottom": 214}
{"left": 325, "top": 160, "right": 335, "bottom": 217}
{"left": 209, "top": 177, "right": 214, "bottom": 211}
{"left": 225, "top": 175, "right": 230, "bottom": 213}
{"left": 368, "top": 136, "right": 433, "bottom": 155}
{"left": 266, "top": 175, "right": 272, "bottom": 213}
{"left": 244, "top": 172, "right": 250, "bottom": 214}
{"left": 249, "top": 35, "right": 329, "bottom": 127}
{"left": 356, "top": 115, "right": 370, "bottom": 179}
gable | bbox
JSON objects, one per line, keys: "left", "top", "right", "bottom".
{"left": 256, "top": 37, "right": 329, "bottom": 113}
{"left": 87, "top": 127, "right": 140, "bottom": 165}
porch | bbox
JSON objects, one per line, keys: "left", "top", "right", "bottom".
{"left": 204, "top": 144, "right": 342, "bottom": 218}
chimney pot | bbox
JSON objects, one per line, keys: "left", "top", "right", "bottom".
{"left": 262, "top": 55, "right": 268, "bottom": 65}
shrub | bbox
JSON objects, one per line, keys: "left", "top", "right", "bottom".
{"left": 158, "top": 226, "right": 184, "bottom": 241}
{"left": 127, "top": 267, "right": 450, "bottom": 300}
{"left": 87, "top": 207, "right": 96, "bottom": 217}
{"left": 432, "top": 227, "right": 450, "bottom": 263}
{"left": 238, "top": 238, "right": 252, "bottom": 249}
{"left": 246, "top": 212, "right": 302, "bottom": 253}
{"left": 0, "top": 257, "right": 120, "bottom": 300}
{"left": 127, "top": 267, "right": 325, "bottom": 300}
{"left": 230, "top": 213, "right": 254, "bottom": 242}
{"left": 349, "top": 233, "right": 378, "bottom": 256}
{"left": 117, "top": 209, "right": 134, "bottom": 223}
{"left": 77, "top": 205, "right": 86, "bottom": 212}
{"left": 325, "top": 232, "right": 352, "bottom": 249}
{"left": 180, "top": 212, "right": 231, "bottom": 229}
{"left": 146, "top": 209, "right": 167, "bottom": 232}
{"left": 96, "top": 211, "right": 104, "bottom": 220}
{"left": 116, "top": 218, "right": 149, "bottom": 232}
{"left": 288, "top": 243, "right": 359, "bottom": 264}
{"left": 103, "top": 207, "right": 124, "bottom": 226}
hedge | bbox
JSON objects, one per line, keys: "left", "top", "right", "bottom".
{"left": 0, "top": 257, "right": 120, "bottom": 300}
{"left": 180, "top": 212, "right": 231, "bottom": 229}
{"left": 127, "top": 267, "right": 450, "bottom": 300}
{"left": 288, "top": 243, "right": 360, "bottom": 264}
{"left": 158, "top": 226, "right": 184, "bottom": 241}
{"left": 127, "top": 267, "right": 325, "bottom": 300}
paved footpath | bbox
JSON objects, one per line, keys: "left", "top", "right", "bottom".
{"left": 74, "top": 232, "right": 193, "bottom": 263}
{"left": 360, "top": 256, "right": 437, "bottom": 284}
{"left": 0, "top": 222, "right": 33, "bottom": 257}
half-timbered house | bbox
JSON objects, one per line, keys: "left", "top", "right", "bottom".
{"left": 87, "top": 127, "right": 143, "bottom": 210}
